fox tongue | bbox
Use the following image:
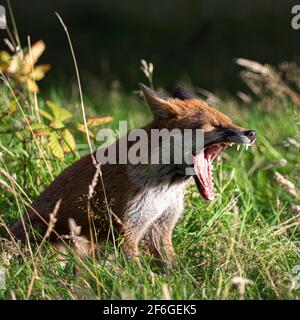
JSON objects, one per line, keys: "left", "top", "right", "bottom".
{"left": 193, "top": 149, "right": 215, "bottom": 201}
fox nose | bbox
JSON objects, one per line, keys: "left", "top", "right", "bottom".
{"left": 244, "top": 130, "right": 256, "bottom": 142}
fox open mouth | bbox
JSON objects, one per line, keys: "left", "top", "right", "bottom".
{"left": 193, "top": 142, "right": 252, "bottom": 201}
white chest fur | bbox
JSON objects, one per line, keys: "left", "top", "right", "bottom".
{"left": 125, "top": 169, "right": 188, "bottom": 239}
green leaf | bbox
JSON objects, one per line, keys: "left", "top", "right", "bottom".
{"left": 29, "top": 123, "right": 50, "bottom": 136}
{"left": 0, "top": 125, "right": 13, "bottom": 134}
{"left": 30, "top": 64, "right": 51, "bottom": 81}
{"left": 46, "top": 100, "right": 72, "bottom": 122}
{"left": 61, "top": 129, "right": 76, "bottom": 153}
{"left": 0, "top": 51, "right": 11, "bottom": 70}
{"left": 26, "top": 78, "right": 39, "bottom": 93}
{"left": 16, "top": 132, "right": 23, "bottom": 140}
{"left": 38, "top": 109, "right": 53, "bottom": 121}
{"left": 52, "top": 119, "right": 65, "bottom": 129}
{"left": 30, "top": 123, "right": 49, "bottom": 131}
{"left": 49, "top": 131, "right": 64, "bottom": 161}
{"left": 8, "top": 100, "right": 17, "bottom": 115}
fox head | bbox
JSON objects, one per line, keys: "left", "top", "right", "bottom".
{"left": 139, "top": 83, "right": 256, "bottom": 201}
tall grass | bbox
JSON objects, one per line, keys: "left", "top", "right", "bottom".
{"left": 0, "top": 8, "right": 299, "bottom": 300}
{"left": 0, "top": 89, "right": 300, "bottom": 299}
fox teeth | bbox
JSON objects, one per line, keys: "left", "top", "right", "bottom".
{"left": 237, "top": 145, "right": 240, "bottom": 151}
{"left": 229, "top": 143, "right": 234, "bottom": 147}
{"left": 245, "top": 144, "right": 249, "bottom": 151}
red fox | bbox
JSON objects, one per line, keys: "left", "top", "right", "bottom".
{"left": 10, "top": 84, "right": 256, "bottom": 267}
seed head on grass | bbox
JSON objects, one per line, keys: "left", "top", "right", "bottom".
{"left": 44, "top": 199, "right": 60, "bottom": 239}
{"left": 275, "top": 172, "right": 300, "bottom": 199}
{"left": 140, "top": 59, "right": 154, "bottom": 88}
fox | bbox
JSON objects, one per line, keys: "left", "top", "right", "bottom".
{"left": 10, "top": 83, "right": 256, "bottom": 268}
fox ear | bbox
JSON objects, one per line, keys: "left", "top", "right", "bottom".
{"left": 139, "top": 83, "right": 175, "bottom": 119}
{"left": 173, "top": 86, "right": 196, "bottom": 100}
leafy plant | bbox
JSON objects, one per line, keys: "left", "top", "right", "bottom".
{"left": 0, "top": 40, "right": 50, "bottom": 93}
{"left": 36, "top": 100, "right": 113, "bottom": 161}
{"left": 0, "top": 25, "right": 113, "bottom": 162}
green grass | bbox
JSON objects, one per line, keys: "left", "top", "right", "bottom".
{"left": 0, "top": 88, "right": 300, "bottom": 300}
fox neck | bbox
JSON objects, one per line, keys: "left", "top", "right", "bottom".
{"left": 127, "top": 162, "right": 191, "bottom": 191}
{"left": 123, "top": 123, "right": 194, "bottom": 188}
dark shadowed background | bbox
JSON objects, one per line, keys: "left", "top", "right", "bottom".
{"left": 2, "top": 0, "right": 300, "bottom": 94}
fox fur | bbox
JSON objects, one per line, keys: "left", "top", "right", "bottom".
{"left": 10, "top": 84, "right": 256, "bottom": 267}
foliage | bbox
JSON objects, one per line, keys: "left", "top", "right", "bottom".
{"left": 0, "top": 38, "right": 112, "bottom": 162}
{"left": 0, "top": 40, "right": 50, "bottom": 93}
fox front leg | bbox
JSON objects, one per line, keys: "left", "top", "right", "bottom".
{"left": 121, "top": 233, "right": 142, "bottom": 269}
{"left": 121, "top": 202, "right": 172, "bottom": 268}
{"left": 145, "top": 223, "right": 176, "bottom": 267}
{"left": 145, "top": 203, "right": 184, "bottom": 267}
{"left": 121, "top": 215, "right": 155, "bottom": 269}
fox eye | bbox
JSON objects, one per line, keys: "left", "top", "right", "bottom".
{"left": 213, "top": 123, "right": 223, "bottom": 129}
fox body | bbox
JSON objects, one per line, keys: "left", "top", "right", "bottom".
{"left": 10, "top": 84, "right": 256, "bottom": 267}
